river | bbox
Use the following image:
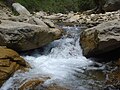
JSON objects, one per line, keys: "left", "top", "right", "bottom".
{"left": 1, "top": 25, "right": 107, "bottom": 90}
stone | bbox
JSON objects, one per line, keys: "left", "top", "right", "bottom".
{"left": 43, "top": 19, "right": 56, "bottom": 28}
{"left": 105, "top": 69, "right": 120, "bottom": 88}
{"left": 35, "top": 11, "right": 47, "bottom": 18}
{"left": 0, "top": 47, "right": 28, "bottom": 86}
{"left": 42, "top": 15, "right": 61, "bottom": 20}
{"left": 80, "top": 19, "right": 120, "bottom": 58}
{"left": 18, "top": 78, "right": 45, "bottom": 90}
{"left": 66, "top": 15, "right": 80, "bottom": 22}
{"left": 18, "top": 78, "right": 69, "bottom": 90}
{"left": 12, "top": 3, "right": 31, "bottom": 16}
{"left": 0, "top": 20, "right": 62, "bottom": 51}
{"left": 32, "top": 17, "right": 48, "bottom": 27}
{"left": 45, "top": 84, "right": 69, "bottom": 90}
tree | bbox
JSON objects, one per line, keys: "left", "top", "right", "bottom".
{"left": 5, "top": 0, "right": 15, "bottom": 6}
{"left": 93, "top": 0, "right": 105, "bottom": 13}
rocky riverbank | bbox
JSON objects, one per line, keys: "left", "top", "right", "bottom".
{"left": 0, "top": 2, "right": 120, "bottom": 90}
{"left": 0, "top": 2, "right": 63, "bottom": 88}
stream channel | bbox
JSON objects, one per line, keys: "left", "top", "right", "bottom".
{"left": 1, "top": 25, "right": 118, "bottom": 90}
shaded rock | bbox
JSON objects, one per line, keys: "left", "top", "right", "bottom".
{"left": 45, "top": 84, "right": 69, "bottom": 90}
{"left": 80, "top": 20, "right": 120, "bottom": 58}
{"left": 35, "top": 11, "right": 47, "bottom": 18}
{"left": 103, "top": 0, "right": 120, "bottom": 12}
{"left": 12, "top": 3, "right": 31, "bottom": 16}
{"left": 0, "top": 47, "right": 28, "bottom": 86}
{"left": 0, "top": 20, "right": 62, "bottom": 51}
{"left": 115, "top": 58, "right": 120, "bottom": 66}
{"left": 106, "top": 68, "right": 120, "bottom": 87}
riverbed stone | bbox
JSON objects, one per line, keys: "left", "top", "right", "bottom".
{"left": 0, "top": 20, "right": 62, "bottom": 51}
{"left": 0, "top": 47, "right": 28, "bottom": 87}
{"left": 18, "top": 78, "right": 45, "bottom": 90}
{"left": 18, "top": 78, "right": 69, "bottom": 90}
{"left": 80, "top": 19, "right": 120, "bottom": 58}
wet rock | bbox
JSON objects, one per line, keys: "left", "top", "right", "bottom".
{"left": 80, "top": 19, "right": 120, "bottom": 58}
{"left": 105, "top": 67, "right": 120, "bottom": 89}
{"left": 18, "top": 78, "right": 69, "bottom": 90}
{"left": 115, "top": 58, "right": 120, "bottom": 66}
{"left": 0, "top": 47, "right": 28, "bottom": 86}
{"left": 44, "top": 84, "right": 69, "bottom": 90}
{"left": 0, "top": 20, "right": 62, "bottom": 51}
{"left": 18, "top": 78, "right": 45, "bottom": 90}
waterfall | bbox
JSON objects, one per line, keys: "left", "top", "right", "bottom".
{"left": 1, "top": 26, "right": 93, "bottom": 90}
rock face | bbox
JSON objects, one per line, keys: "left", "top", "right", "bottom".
{"left": 0, "top": 20, "right": 62, "bottom": 51}
{"left": 80, "top": 20, "right": 120, "bottom": 57}
{"left": 0, "top": 47, "right": 28, "bottom": 86}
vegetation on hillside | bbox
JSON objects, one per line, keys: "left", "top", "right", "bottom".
{"left": 14, "top": 0, "right": 95, "bottom": 13}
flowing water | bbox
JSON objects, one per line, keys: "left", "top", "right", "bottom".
{"left": 1, "top": 25, "right": 107, "bottom": 90}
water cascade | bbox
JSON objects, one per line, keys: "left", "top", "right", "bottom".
{"left": 1, "top": 26, "right": 99, "bottom": 90}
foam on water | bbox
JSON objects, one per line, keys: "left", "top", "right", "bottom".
{"left": 1, "top": 26, "right": 93, "bottom": 90}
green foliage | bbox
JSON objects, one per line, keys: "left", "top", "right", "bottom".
{"left": 14, "top": 0, "right": 95, "bottom": 13}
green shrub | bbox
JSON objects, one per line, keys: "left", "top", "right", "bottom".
{"left": 7, "top": 0, "right": 95, "bottom": 13}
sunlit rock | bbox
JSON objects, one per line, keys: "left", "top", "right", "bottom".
{"left": 12, "top": 3, "right": 31, "bottom": 16}
{"left": 0, "top": 20, "right": 62, "bottom": 51}
{"left": 0, "top": 47, "right": 29, "bottom": 86}
{"left": 80, "top": 19, "right": 120, "bottom": 58}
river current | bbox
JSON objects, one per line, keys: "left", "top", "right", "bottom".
{"left": 1, "top": 26, "right": 103, "bottom": 90}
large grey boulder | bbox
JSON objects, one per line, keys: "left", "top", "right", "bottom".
{"left": 0, "top": 20, "right": 62, "bottom": 51}
{"left": 12, "top": 3, "right": 31, "bottom": 16}
{"left": 80, "top": 20, "right": 120, "bottom": 57}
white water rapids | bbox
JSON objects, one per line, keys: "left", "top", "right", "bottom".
{"left": 1, "top": 26, "right": 94, "bottom": 90}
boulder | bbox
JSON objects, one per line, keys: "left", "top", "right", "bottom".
{"left": 43, "top": 19, "right": 56, "bottom": 28}
{"left": 80, "top": 20, "right": 120, "bottom": 58}
{"left": 18, "top": 78, "right": 69, "bottom": 90}
{"left": 12, "top": 3, "right": 31, "bottom": 16}
{"left": 0, "top": 20, "right": 62, "bottom": 51}
{"left": 0, "top": 47, "right": 28, "bottom": 86}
